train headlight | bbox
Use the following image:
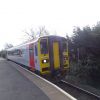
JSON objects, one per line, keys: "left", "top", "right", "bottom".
{"left": 64, "top": 56, "right": 68, "bottom": 60}
{"left": 42, "top": 59, "right": 49, "bottom": 63}
{"left": 43, "top": 59, "right": 47, "bottom": 63}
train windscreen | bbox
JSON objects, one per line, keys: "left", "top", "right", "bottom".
{"left": 40, "top": 39, "right": 48, "bottom": 54}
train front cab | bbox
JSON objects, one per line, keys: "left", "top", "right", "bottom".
{"left": 38, "top": 38, "right": 50, "bottom": 74}
{"left": 38, "top": 36, "right": 69, "bottom": 75}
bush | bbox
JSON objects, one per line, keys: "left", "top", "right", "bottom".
{"left": 69, "top": 59, "right": 100, "bottom": 85}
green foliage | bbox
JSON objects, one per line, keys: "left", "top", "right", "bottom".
{"left": 70, "top": 21, "right": 100, "bottom": 86}
{"left": 73, "top": 22, "right": 100, "bottom": 58}
{"left": 69, "top": 62, "right": 92, "bottom": 84}
{"left": 69, "top": 60, "right": 100, "bottom": 85}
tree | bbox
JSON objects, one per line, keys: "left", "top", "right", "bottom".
{"left": 4, "top": 43, "right": 13, "bottom": 49}
{"left": 72, "top": 23, "right": 100, "bottom": 59}
{"left": 24, "top": 26, "right": 49, "bottom": 40}
{"left": 38, "top": 26, "right": 49, "bottom": 37}
{"left": 70, "top": 22, "right": 100, "bottom": 85}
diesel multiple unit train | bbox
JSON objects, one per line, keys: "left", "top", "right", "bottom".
{"left": 7, "top": 35, "right": 69, "bottom": 76}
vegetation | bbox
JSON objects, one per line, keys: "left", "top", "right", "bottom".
{"left": 4, "top": 43, "right": 13, "bottom": 49}
{"left": 24, "top": 26, "right": 49, "bottom": 40}
{"left": 0, "top": 50, "right": 7, "bottom": 58}
{"left": 0, "top": 43, "right": 13, "bottom": 58}
{"left": 68, "top": 22, "right": 100, "bottom": 87}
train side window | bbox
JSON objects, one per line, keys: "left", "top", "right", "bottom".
{"left": 35, "top": 45, "right": 38, "bottom": 56}
{"left": 40, "top": 39, "right": 48, "bottom": 54}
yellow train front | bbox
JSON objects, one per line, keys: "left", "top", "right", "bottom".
{"left": 37, "top": 36, "right": 69, "bottom": 77}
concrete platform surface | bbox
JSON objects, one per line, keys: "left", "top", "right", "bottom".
{"left": 0, "top": 58, "right": 49, "bottom": 100}
{"left": 0, "top": 58, "right": 76, "bottom": 100}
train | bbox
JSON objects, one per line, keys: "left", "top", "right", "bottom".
{"left": 7, "top": 35, "right": 69, "bottom": 77}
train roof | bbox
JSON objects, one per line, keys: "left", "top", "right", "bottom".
{"left": 7, "top": 35, "right": 67, "bottom": 51}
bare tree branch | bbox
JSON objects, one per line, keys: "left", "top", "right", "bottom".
{"left": 24, "top": 26, "right": 50, "bottom": 41}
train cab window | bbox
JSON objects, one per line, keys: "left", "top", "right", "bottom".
{"left": 40, "top": 39, "right": 48, "bottom": 54}
{"left": 62, "top": 41, "right": 67, "bottom": 52}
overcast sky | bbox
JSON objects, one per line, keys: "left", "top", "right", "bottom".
{"left": 0, "top": 0, "right": 100, "bottom": 50}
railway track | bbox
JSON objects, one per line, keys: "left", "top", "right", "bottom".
{"left": 40, "top": 74, "right": 100, "bottom": 100}
{"left": 56, "top": 80, "right": 100, "bottom": 100}
{"left": 32, "top": 70, "right": 100, "bottom": 100}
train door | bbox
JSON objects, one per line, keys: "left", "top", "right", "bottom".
{"left": 29, "top": 44, "right": 35, "bottom": 70}
{"left": 49, "top": 38, "right": 61, "bottom": 73}
{"left": 53, "top": 41, "right": 60, "bottom": 69}
{"left": 34, "top": 44, "right": 40, "bottom": 71}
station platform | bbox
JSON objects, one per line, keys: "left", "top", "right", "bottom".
{"left": 0, "top": 58, "right": 76, "bottom": 100}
